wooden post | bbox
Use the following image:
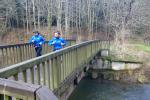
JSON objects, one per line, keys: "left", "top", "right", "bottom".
{"left": 46, "top": 60, "right": 51, "bottom": 89}
{"left": 14, "top": 47, "right": 17, "bottom": 64}
{"left": 51, "top": 57, "right": 58, "bottom": 89}
{"left": 30, "top": 45, "right": 32, "bottom": 58}
{"left": 31, "top": 45, "right": 34, "bottom": 58}
{"left": 49, "top": 59, "right": 54, "bottom": 90}
{"left": 24, "top": 45, "right": 27, "bottom": 60}
{"left": 62, "top": 54, "right": 65, "bottom": 81}
{"left": 42, "top": 62, "right": 46, "bottom": 85}
{"left": 23, "top": 70, "right": 27, "bottom": 82}
{"left": 64, "top": 53, "right": 67, "bottom": 79}
{"left": 20, "top": 46, "right": 23, "bottom": 61}
{"left": 26, "top": 45, "right": 29, "bottom": 59}
{"left": 36, "top": 64, "right": 41, "bottom": 85}
{"left": 60, "top": 55, "right": 63, "bottom": 82}
{"left": 65, "top": 53, "right": 68, "bottom": 77}
{"left": 0, "top": 49, "right": 4, "bottom": 68}
{"left": 30, "top": 67, "right": 34, "bottom": 84}
{"left": 14, "top": 73, "right": 18, "bottom": 81}
{"left": 71, "top": 51, "right": 73, "bottom": 71}
{"left": 57, "top": 56, "right": 61, "bottom": 85}
{"left": 6, "top": 48, "right": 9, "bottom": 66}
{"left": 10, "top": 47, "right": 13, "bottom": 65}
{"left": 67, "top": 52, "right": 70, "bottom": 75}
{"left": 22, "top": 46, "right": 25, "bottom": 61}
{"left": 28, "top": 45, "right": 31, "bottom": 59}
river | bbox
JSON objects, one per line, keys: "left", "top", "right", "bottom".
{"left": 68, "top": 77, "right": 150, "bottom": 100}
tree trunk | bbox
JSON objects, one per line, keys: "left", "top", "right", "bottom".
{"left": 47, "top": 0, "right": 52, "bottom": 39}
{"left": 76, "top": 0, "right": 79, "bottom": 40}
{"left": 65, "top": 0, "right": 69, "bottom": 38}
{"left": 57, "top": 0, "right": 62, "bottom": 32}
{"left": 26, "top": 0, "right": 29, "bottom": 34}
{"left": 31, "top": 0, "right": 36, "bottom": 30}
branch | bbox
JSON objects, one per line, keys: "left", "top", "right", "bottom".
{"left": 125, "top": 0, "right": 135, "bottom": 24}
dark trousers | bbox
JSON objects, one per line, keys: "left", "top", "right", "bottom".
{"left": 53, "top": 48, "right": 62, "bottom": 51}
{"left": 35, "top": 47, "right": 42, "bottom": 57}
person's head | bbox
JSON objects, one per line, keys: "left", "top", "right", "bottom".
{"left": 54, "top": 31, "right": 61, "bottom": 38}
{"left": 33, "top": 31, "right": 40, "bottom": 36}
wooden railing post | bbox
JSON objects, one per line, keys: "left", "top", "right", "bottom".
{"left": 51, "top": 57, "right": 59, "bottom": 89}
{"left": 49, "top": 59, "right": 53, "bottom": 90}
{"left": 36, "top": 64, "right": 41, "bottom": 85}
{"left": 42, "top": 61, "right": 46, "bottom": 85}
{"left": 30, "top": 66, "right": 34, "bottom": 84}
{"left": 46, "top": 60, "right": 51, "bottom": 89}
{"left": 0, "top": 48, "right": 4, "bottom": 67}
{"left": 20, "top": 46, "right": 24, "bottom": 61}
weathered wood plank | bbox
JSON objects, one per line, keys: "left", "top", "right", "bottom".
{"left": 36, "top": 64, "right": 41, "bottom": 85}
{"left": 46, "top": 60, "right": 50, "bottom": 88}
{"left": 0, "top": 78, "right": 40, "bottom": 100}
{"left": 36, "top": 86, "right": 58, "bottom": 100}
{"left": 30, "top": 67, "right": 34, "bottom": 84}
{"left": 42, "top": 62, "right": 46, "bottom": 85}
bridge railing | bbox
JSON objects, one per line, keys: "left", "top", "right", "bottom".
{"left": 0, "top": 39, "right": 76, "bottom": 68}
{"left": 0, "top": 78, "right": 58, "bottom": 100}
{"left": 0, "top": 78, "right": 39, "bottom": 100}
{"left": 0, "top": 40, "right": 109, "bottom": 99}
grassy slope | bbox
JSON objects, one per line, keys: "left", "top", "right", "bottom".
{"left": 110, "top": 42, "right": 150, "bottom": 62}
{"left": 133, "top": 44, "right": 150, "bottom": 52}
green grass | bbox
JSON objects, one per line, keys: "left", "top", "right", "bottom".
{"left": 109, "top": 43, "right": 150, "bottom": 62}
{"left": 133, "top": 44, "right": 150, "bottom": 52}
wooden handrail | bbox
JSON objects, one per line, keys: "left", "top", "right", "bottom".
{"left": 0, "top": 78, "right": 58, "bottom": 100}
{"left": 0, "top": 39, "right": 76, "bottom": 68}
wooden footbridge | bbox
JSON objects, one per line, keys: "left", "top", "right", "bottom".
{"left": 0, "top": 40, "right": 109, "bottom": 100}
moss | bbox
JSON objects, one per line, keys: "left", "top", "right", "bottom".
{"left": 128, "top": 70, "right": 133, "bottom": 76}
{"left": 100, "top": 56, "right": 142, "bottom": 64}
{"left": 137, "top": 74, "right": 147, "bottom": 83}
{"left": 134, "top": 44, "right": 150, "bottom": 52}
{"left": 101, "top": 56, "right": 112, "bottom": 62}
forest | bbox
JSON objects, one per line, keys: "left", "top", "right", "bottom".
{"left": 0, "top": 0, "right": 150, "bottom": 44}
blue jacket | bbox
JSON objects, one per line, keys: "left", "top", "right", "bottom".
{"left": 48, "top": 37, "right": 66, "bottom": 51}
{"left": 29, "top": 35, "right": 45, "bottom": 47}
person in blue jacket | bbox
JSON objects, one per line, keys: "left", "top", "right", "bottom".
{"left": 29, "top": 31, "right": 45, "bottom": 57}
{"left": 48, "top": 31, "right": 66, "bottom": 51}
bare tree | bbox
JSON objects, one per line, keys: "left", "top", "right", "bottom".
{"left": 1, "top": 0, "right": 150, "bottom": 43}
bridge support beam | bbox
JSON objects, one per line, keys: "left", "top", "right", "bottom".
{"left": 56, "top": 70, "right": 86, "bottom": 100}
{"left": 88, "top": 68, "right": 147, "bottom": 83}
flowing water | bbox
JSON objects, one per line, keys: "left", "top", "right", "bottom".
{"left": 68, "top": 77, "right": 150, "bottom": 100}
